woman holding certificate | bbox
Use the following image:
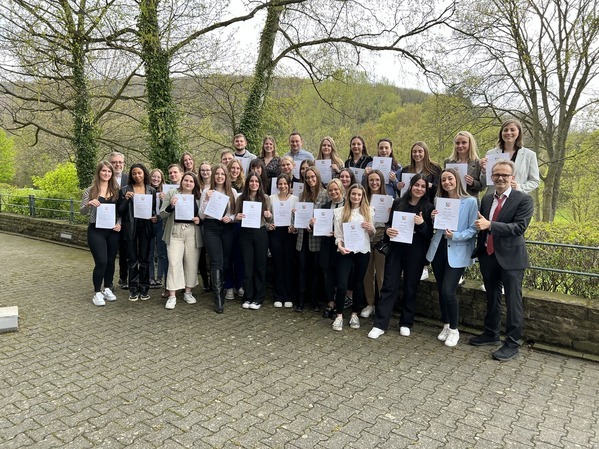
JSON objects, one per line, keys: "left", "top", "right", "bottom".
{"left": 149, "top": 168, "right": 167, "bottom": 289}
{"left": 235, "top": 172, "right": 272, "bottom": 310}
{"left": 293, "top": 166, "right": 328, "bottom": 312}
{"left": 259, "top": 136, "right": 281, "bottom": 192}
{"left": 364, "top": 138, "right": 403, "bottom": 198}
{"left": 316, "top": 136, "right": 344, "bottom": 179}
{"left": 361, "top": 169, "right": 388, "bottom": 318}
{"left": 268, "top": 174, "right": 298, "bottom": 308}
{"left": 398, "top": 141, "right": 442, "bottom": 204}
{"left": 332, "top": 184, "right": 375, "bottom": 331}
{"left": 118, "top": 164, "right": 157, "bottom": 302}
{"left": 198, "top": 162, "right": 212, "bottom": 291}
{"left": 199, "top": 164, "right": 238, "bottom": 314}
{"left": 444, "top": 131, "right": 483, "bottom": 200}
{"left": 425, "top": 168, "right": 478, "bottom": 347}
{"left": 81, "top": 161, "right": 122, "bottom": 306}
{"left": 160, "top": 172, "right": 203, "bottom": 310}
{"left": 367, "top": 174, "right": 433, "bottom": 339}
{"left": 225, "top": 158, "right": 246, "bottom": 301}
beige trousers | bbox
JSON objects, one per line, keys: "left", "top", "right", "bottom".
{"left": 166, "top": 223, "right": 199, "bottom": 291}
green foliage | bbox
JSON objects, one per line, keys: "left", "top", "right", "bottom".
{"left": 0, "top": 187, "right": 86, "bottom": 223}
{"left": 466, "top": 221, "right": 598, "bottom": 299}
{"left": 0, "top": 130, "right": 16, "bottom": 183}
{"left": 32, "top": 163, "right": 81, "bottom": 198}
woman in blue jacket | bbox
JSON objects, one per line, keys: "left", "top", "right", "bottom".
{"left": 426, "top": 168, "right": 478, "bottom": 348}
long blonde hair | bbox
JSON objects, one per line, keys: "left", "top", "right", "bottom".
{"left": 450, "top": 131, "right": 479, "bottom": 161}
{"left": 341, "top": 183, "right": 371, "bottom": 223}
{"left": 227, "top": 158, "right": 245, "bottom": 191}
{"left": 317, "top": 136, "right": 344, "bottom": 169}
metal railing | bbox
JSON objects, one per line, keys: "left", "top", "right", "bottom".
{"left": 0, "top": 193, "right": 81, "bottom": 224}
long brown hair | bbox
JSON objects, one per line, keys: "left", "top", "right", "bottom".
{"left": 408, "top": 141, "right": 441, "bottom": 176}
{"left": 299, "top": 167, "right": 323, "bottom": 203}
{"left": 364, "top": 169, "right": 386, "bottom": 200}
{"left": 437, "top": 168, "right": 470, "bottom": 199}
{"left": 178, "top": 172, "right": 202, "bottom": 199}
{"left": 317, "top": 136, "right": 343, "bottom": 169}
{"left": 89, "top": 161, "right": 119, "bottom": 200}
{"left": 227, "top": 158, "right": 245, "bottom": 191}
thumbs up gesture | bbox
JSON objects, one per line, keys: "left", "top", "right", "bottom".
{"left": 474, "top": 211, "right": 490, "bottom": 230}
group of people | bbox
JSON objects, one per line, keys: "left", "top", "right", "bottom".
{"left": 81, "top": 119, "right": 538, "bottom": 361}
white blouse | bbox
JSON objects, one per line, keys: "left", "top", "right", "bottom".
{"left": 333, "top": 206, "right": 375, "bottom": 254}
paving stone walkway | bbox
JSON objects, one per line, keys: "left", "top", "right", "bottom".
{"left": 0, "top": 232, "right": 598, "bottom": 448}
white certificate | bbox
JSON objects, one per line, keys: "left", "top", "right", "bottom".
{"left": 273, "top": 200, "right": 292, "bottom": 227}
{"left": 434, "top": 197, "right": 461, "bottom": 231}
{"left": 242, "top": 201, "right": 261, "bottom": 228}
{"left": 133, "top": 194, "right": 153, "bottom": 219}
{"left": 390, "top": 212, "right": 415, "bottom": 244}
{"left": 486, "top": 153, "right": 510, "bottom": 185}
{"left": 315, "top": 159, "right": 332, "bottom": 183}
{"left": 271, "top": 178, "right": 280, "bottom": 195}
{"left": 312, "top": 208, "right": 334, "bottom": 236}
{"left": 294, "top": 202, "right": 314, "bottom": 229}
{"left": 446, "top": 163, "right": 468, "bottom": 190}
{"left": 175, "top": 194, "right": 195, "bottom": 221}
{"left": 292, "top": 182, "right": 304, "bottom": 197}
{"left": 155, "top": 192, "right": 161, "bottom": 216}
{"left": 204, "top": 190, "right": 229, "bottom": 219}
{"left": 292, "top": 163, "right": 301, "bottom": 180}
{"left": 371, "top": 194, "right": 394, "bottom": 223}
{"left": 343, "top": 222, "right": 367, "bottom": 252}
{"left": 400, "top": 173, "right": 416, "bottom": 196}
{"left": 349, "top": 168, "right": 365, "bottom": 184}
{"left": 163, "top": 183, "right": 179, "bottom": 193}
{"left": 95, "top": 203, "right": 116, "bottom": 229}
{"left": 372, "top": 157, "right": 393, "bottom": 183}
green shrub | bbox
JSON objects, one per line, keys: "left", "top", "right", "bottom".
{"left": 32, "top": 162, "right": 81, "bottom": 198}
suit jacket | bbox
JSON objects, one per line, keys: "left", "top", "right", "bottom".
{"left": 472, "top": 189, "right": 534, "bottom": 270}
{"left": 426, "top": 196, "right": 478, "bottom": 268}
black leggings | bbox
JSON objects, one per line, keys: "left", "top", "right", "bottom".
{"left": 87, "top": 224, "right": 120, "bottom": 292}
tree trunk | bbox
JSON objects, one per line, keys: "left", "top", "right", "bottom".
{"left": 138, "top": 0, "right": 181, "bottom": 173}
{"left": 238, "top": 4, "right": 283, "bottom": 153}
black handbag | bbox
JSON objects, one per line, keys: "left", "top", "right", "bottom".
{"left": 374, "top": 238, "right": 391, "bottom": 256}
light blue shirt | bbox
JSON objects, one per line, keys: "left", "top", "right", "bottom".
{"left": 284, "top": 148, "right": 314, "bottom": 162}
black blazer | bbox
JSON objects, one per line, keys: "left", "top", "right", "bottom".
{"left": 472, "top": 189, "right": 534, "bottom": 270}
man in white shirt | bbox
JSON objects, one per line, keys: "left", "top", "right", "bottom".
{"left": 284, "top": 132, "right": 314, "bottom": 162}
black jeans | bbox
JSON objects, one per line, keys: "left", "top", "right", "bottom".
{"left": 374, "top": 243, "right": 425, "bottom": 331}
{"left": 126, "top": 220, "right": 152, "bottom": 295}
{"left": 297, "top": 236, "right": 321, "bottom": 308}
{"left": 431, "top": 238, "right": 465, "bottom": 329}
{"left": 240, "top": 226, "right": 269, "bottom": 304}
{"left": 203, "top": 219, "right": 235, "bottom": 271}
{"left": 335, "top": 251, "right": 369, "bottom": 315}
{"left": 87, "top": 224, "right": 120, "bottom": 292}
{"left": 269, "top": 227, "right": 297, "bottom": 302}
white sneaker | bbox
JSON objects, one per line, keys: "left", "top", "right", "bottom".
{"left": 237, "top": 288, "right": 244, "bottom": 298}
{"left": 420, "top": 267, "right": 429, "bottom": 280}
{"left": 273, "top": 301, "right": 283, "bottom": 308}
{"left": 225, "top": 289, "right": 235, "bottom": 300}
{"left": 437, "top": 324, "right": 450, "bottom": 341}
{"left": 92, "top": 292, "right": 105, "bottom": 306}
{"left": 165, "top": 296, "right": 176, "bottom": 310}
{"left": 241, "top": 301, "right": 251, "bottom": 309}
{"left": 284, "top": 301, "right": 293, "bottom": 308}
{"left": 399, "top": 326, "right": 411, "bottom": 337}
{"left": 445, "top": 328, "right": 460, "bottom": 347}
{"left": 368, "top": 327, "right": 385, "bottom": 339}
{"left": 102, "top": 288, "right": 116, "bottom": 301}
{"left": 349, "top": 314, "right": 360, "bottom": 329}
{"left": 360, "top": 305, "right": 375, "bottom": 318}
{"left": 183, "top": 292, "right": 197, "bottom": 304}
{"left": 480, "top": 283, "right": 486, "bottom": 292}
{"left": 458, "top": 276, "right": 464, "bottom": 285}
{"left": 332, "top": 316, "right": 343, "bottom": 331}
{"left": 248, "top": 302, "right": 261, "bottom": 310}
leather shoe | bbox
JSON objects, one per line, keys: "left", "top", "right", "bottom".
{"left": 492, "top": 344, "right": 520, "bottom": 361}
{"left": 469, "top": 333, "right": 501, "bottom": 346}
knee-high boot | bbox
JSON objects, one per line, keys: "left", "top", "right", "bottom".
{"left": 213, "top": 268, "right": 224, "bottom": 314}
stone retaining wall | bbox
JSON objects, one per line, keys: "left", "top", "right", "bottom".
{"left": 1, "top": 212, "right": 597, "bottom": 356}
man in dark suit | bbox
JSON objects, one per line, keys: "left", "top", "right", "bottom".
{"left": 471, "top": 160, "right": 534, "bottom": 361}
{"left": 109, "top": 151, "right": 128, "bottom": 289}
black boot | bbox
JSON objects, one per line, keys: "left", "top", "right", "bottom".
{"left": 213, "top": 269, "right": 224, "bottom": 314}
{"left": 202, "top": 273, "right": 212, "bottom": 292}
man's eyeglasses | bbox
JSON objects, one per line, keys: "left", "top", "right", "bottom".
{"left": 492, "top": 173, "right": 513, "bottom": 179}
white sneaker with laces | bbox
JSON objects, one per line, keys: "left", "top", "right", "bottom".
{"left": 165, "top": 296, "right": 176, "bottom": 310}
{"left": 368, "top": 327, "right": 385, "bottom": 339}
{"left": 102, "top": 288, "right": 116, "bottom": 301}
{"left": 437, "top": 324, "right": 450, "bottom": 341}
{"left": 360, "top": 305, "right": 375, "bottom": 318}
{"left": 445, "top": 328, "right": 460, "bottom": 347}
{"left": 349, "top": 314, "right": 360, "bottom": 329}
{"left": 420, "top": 267, "right": 429, "bottom": 280}
{"left": 93, "top": 292, "right": 105, "bottom": 306}
{"left": 225, "top": 289, "right": 235, "bottom": 300}
{"left": 399, "top": 326, "right": 411, "bottom": 337}
{"left": 241, "top": 301, "right": 251, "bottom": 309}
{"left": 273, "top": 301, "right": 283, "bottom": 308}
{"left": 332, "top": 316, "right": 343, "bottom": 331}
{"left": 183, "top": 292, "right": 197, "bottom": 304}
{"left": 284, "top": 301, "right": 293, "bottom": 308}
{"left": 249, "top": 302, "right": 261, "bottom": 310}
